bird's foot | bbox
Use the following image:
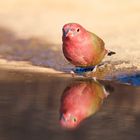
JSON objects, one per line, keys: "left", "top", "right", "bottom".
{"left": 70, "top": 66, "right": 97, "bottom": 78}
{"left": 70, "top": 70, "right": 76, "bottom": 78}
{"left": 92, "top": 65, "right": 97, "bottom": 73}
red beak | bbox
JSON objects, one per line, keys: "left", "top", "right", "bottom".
{"left": 63, "top": 28, "right": 73, "bottom": 38}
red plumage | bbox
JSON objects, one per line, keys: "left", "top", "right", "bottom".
{"left": 62, "top": 23, "right": 107, "bottom": 67}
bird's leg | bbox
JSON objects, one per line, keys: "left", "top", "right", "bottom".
{"left": 70, "top": 70, "right": 76, "bottom": 78}
{"left": 92, "top": 65, "right": 97, "bottom": 73}
{"left": 83, "top": 66, "right": 97, "bottom": 77}
{"left": 92, "top": 76, "right": 97, "bottom": 81}
{"left": 97, "top": 62, "right": 103, "bottom": 67}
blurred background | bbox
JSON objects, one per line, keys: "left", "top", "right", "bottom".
{"left": 0, "top": 0, "right": 140, "bottom": 43}
{"left": 0, "top": 0, "right": 140, "bottom": 71}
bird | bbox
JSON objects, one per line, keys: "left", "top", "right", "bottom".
{"left": 62, "top": 23, "right": 115, "bottom": 74}
{"left": 59, "top": 80, "right": 108, "bottom": 129}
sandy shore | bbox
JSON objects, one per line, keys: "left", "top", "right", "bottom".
{"left": 0, "top": 0, "right": 140, "bottom": 76}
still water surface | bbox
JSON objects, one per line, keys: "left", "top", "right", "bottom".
{"left": 0, "top": 70, "right": 140, "bottom": 140}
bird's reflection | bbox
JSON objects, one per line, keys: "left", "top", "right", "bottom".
{"left": 59, "top": 79, "right": 109, "bottom": 129}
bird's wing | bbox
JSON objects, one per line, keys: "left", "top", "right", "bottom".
{"left": 90, "top": 32, "right": 105, "bottom": 48}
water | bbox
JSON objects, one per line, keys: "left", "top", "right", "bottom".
{"left": 0, "top": 70, "right": 140, "bottom": 140}
{"left": 117, "top": 74, "right": 140, "bottom": 86}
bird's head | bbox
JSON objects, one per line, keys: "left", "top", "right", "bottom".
{"left": 62, "top": 23, "right": 87, "bottom": 41}
{"left": 60, "top": 111, "right": 80, "bottom": 129}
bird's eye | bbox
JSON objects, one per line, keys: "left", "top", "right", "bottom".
{"left": 77, "top": 28, "right": 80, "bottom": 32}
{"left": 70, "top": 115, "right": 77, "bottom": 122}
{"left": 73, "top": 117, "right": 77, "bottom": 122}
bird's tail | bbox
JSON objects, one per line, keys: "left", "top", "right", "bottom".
{"left": 107, "top": 50, "right": 116, "bottom": 56}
